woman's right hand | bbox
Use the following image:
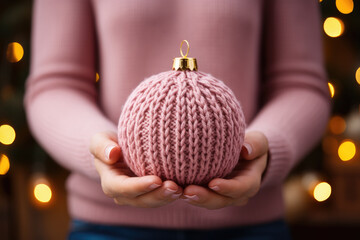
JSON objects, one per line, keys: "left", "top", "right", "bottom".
{"left": 90, "top": 132, "right": 183, "bottom": 208}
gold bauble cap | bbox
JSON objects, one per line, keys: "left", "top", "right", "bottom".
{"left": 172, "top": 40, "right": 198, "bottom": 71}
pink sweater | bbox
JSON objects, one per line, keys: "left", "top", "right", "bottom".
{"left": 25, "top": 0, "right": 331, "bottom": 229}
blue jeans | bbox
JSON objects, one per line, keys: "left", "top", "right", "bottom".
{"left": 68, "top": 218, "right": 291, "bottom": 240}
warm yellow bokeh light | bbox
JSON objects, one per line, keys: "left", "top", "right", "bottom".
{"left": 34, "top": 183, "right": 52, "bottom": 203}
{"left": 338, "top": 140, "right": 356, "bottom": 161}
{"left": 328, "top": 82, "right": 335, "bottom": 98}
{"left": 0, "top": 124, "right": 16, "bottom": 145}
{"left": 329, "top": 115, "right": 346, "bottom": 135}
{"left": 356, "top": 67, "right": 360, "bottom": 85}
{"left": 313, "top": 182, "right": 332, "bottom": 202}
{"left": 323, "top": 17, "right": 344, "bottom": 38}
{"left": 336, "top": 0, "right": 354, "bottom": 14}
{"left": 6, "top": 42, "right": 24, "bottom": 63}
{"left": 95, "top": 72, "right": 100, "bottom": 82}
{"left": 0, "top": 154, "right": 10, "bottom": 175}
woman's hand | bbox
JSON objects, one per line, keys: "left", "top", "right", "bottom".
{"left": 181, "top": 131, "right": 268, "bottom": 210}
{"left": 90, "top": 131, "right": 183, "bottom": 208}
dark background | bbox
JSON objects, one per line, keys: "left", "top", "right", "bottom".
{"left": 1, "top": 0, "right": 360, "bottom": 239}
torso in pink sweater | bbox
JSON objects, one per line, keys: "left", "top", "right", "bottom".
{"left": 25, "top": 0, "right": 330, "bottom": 229}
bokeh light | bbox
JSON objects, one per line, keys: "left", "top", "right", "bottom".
{"left": 356, "top": 67, "right": 360, "bottom": 85}
{"left": 323, "top": 17, "right": 344, "bottom": 38}
{"left": 6, "top": 42, "right": 24, "bottom": 63}
{"left": 301, "top": 172, "right": 320, "bottom": 193}
{"left": 328, "top": 115, "right": 346, "bottom": 135}
{"left": 338, "top": 140, "right": 356, "bottom": 161}
{"left": 313, "top": 182, "right": 332, "bottom": 202}
{"left": 336, "top": 0, "right": 354, "bottom": 14}
{"left": 0, "top": 124, "right": 16, "bottom": 145}
{"left": 328, "top": 82, "right": 335, "bottom": 98}
{"left": 96, "top": 72, "right": 100, "bottom": 82}
{"left": 34, "top": 183, "right": 52, "bottom": 203}
{"left": 0, "top": 154, "right": 10, "bottom": 175}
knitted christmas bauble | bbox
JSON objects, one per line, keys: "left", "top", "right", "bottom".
{"left": 118, "top": 41, "right": 246, "bottom": 186}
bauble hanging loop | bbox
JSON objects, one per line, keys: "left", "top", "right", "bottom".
{"left": 180, "top": 40, "right": 190, "bottom": 58}
{"left": 172, "top": 40, "right": 198, "bottom": 71}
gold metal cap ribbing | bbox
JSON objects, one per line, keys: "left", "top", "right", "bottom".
{"left": 172, "top": 40, "right": 198, "bottom": 71}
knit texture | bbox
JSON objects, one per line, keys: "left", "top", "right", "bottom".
{"left": 118, "top": 70, "right": 246, "bottom": 186}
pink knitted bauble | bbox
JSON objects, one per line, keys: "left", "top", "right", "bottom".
{"left": 118, "top": 70, "right": 246, "bottom": 186}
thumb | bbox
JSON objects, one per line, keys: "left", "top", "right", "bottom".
{"left": 241, "top": 131, "right": 269, "bottom": 160}
{"left": 90, "top": 131, "right": 122, "bottom": 164}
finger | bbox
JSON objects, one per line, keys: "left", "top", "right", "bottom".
{"left": 233, "top": 154, "right": 268, "bottom": 177}
{"left": 94, "top": 156, "right": 133, "bottom": 177}
{"left": 209, "top": 154, "right": 267, "bottom": 198}
{"left": 90, "top": 131, "right": 122, "bottom": 164}
{"left": 241, "top": 131, "right": 269, "bottom": 160}
{"left": 208, "top": 175, "right": 261, "bottom": 199}
{"left": 111, "top": 175, "right": 164, "bottom": 198}
{"left": 130, "top": 180, "right": 183, "bottom": 208}
{"left": 95, "top": 159, "right": 162, "bottom": 198}
{"left": 182, "top": 185, "right": 233, "bottom": 210}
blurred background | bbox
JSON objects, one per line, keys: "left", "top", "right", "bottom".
{"left": 1, "top": 0, "right": 360, "bottom": 239}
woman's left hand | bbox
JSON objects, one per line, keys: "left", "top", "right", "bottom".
{"left": 182, "top": 131, "right": 268, "bottom": 210}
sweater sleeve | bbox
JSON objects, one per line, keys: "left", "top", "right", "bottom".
{"left": 24, "top": 0, "right": 117, "bottom": 179}
{"left": 247, "top": 0, "right": 331, "bottom": 188}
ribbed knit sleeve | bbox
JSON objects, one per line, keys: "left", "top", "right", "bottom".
{"left": 24, "top": 0, "right": 116, "bottom": 179}
{"left": 247, "top": 0, "right": 331, "bottom": 188}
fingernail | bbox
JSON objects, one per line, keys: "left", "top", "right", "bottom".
{"left": 163, "top": 188, "right": 177, "bottom": 197}
{"left": 171, "top": 193, "right": 182, "bottom": 199}
{"left": 243, "top": 143, "right": 252, "bottom": 155}
{"left": 184, "top": 195, "right": 199, "bottom": 201}
{"left": 210, "top": 185, "right": 220, "bottom": 191}
{"left": 148, "top": 183, "right": 161, "bottom": 190}
{"left": 105, "top": 145, "right": 116, "bottom": 161}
